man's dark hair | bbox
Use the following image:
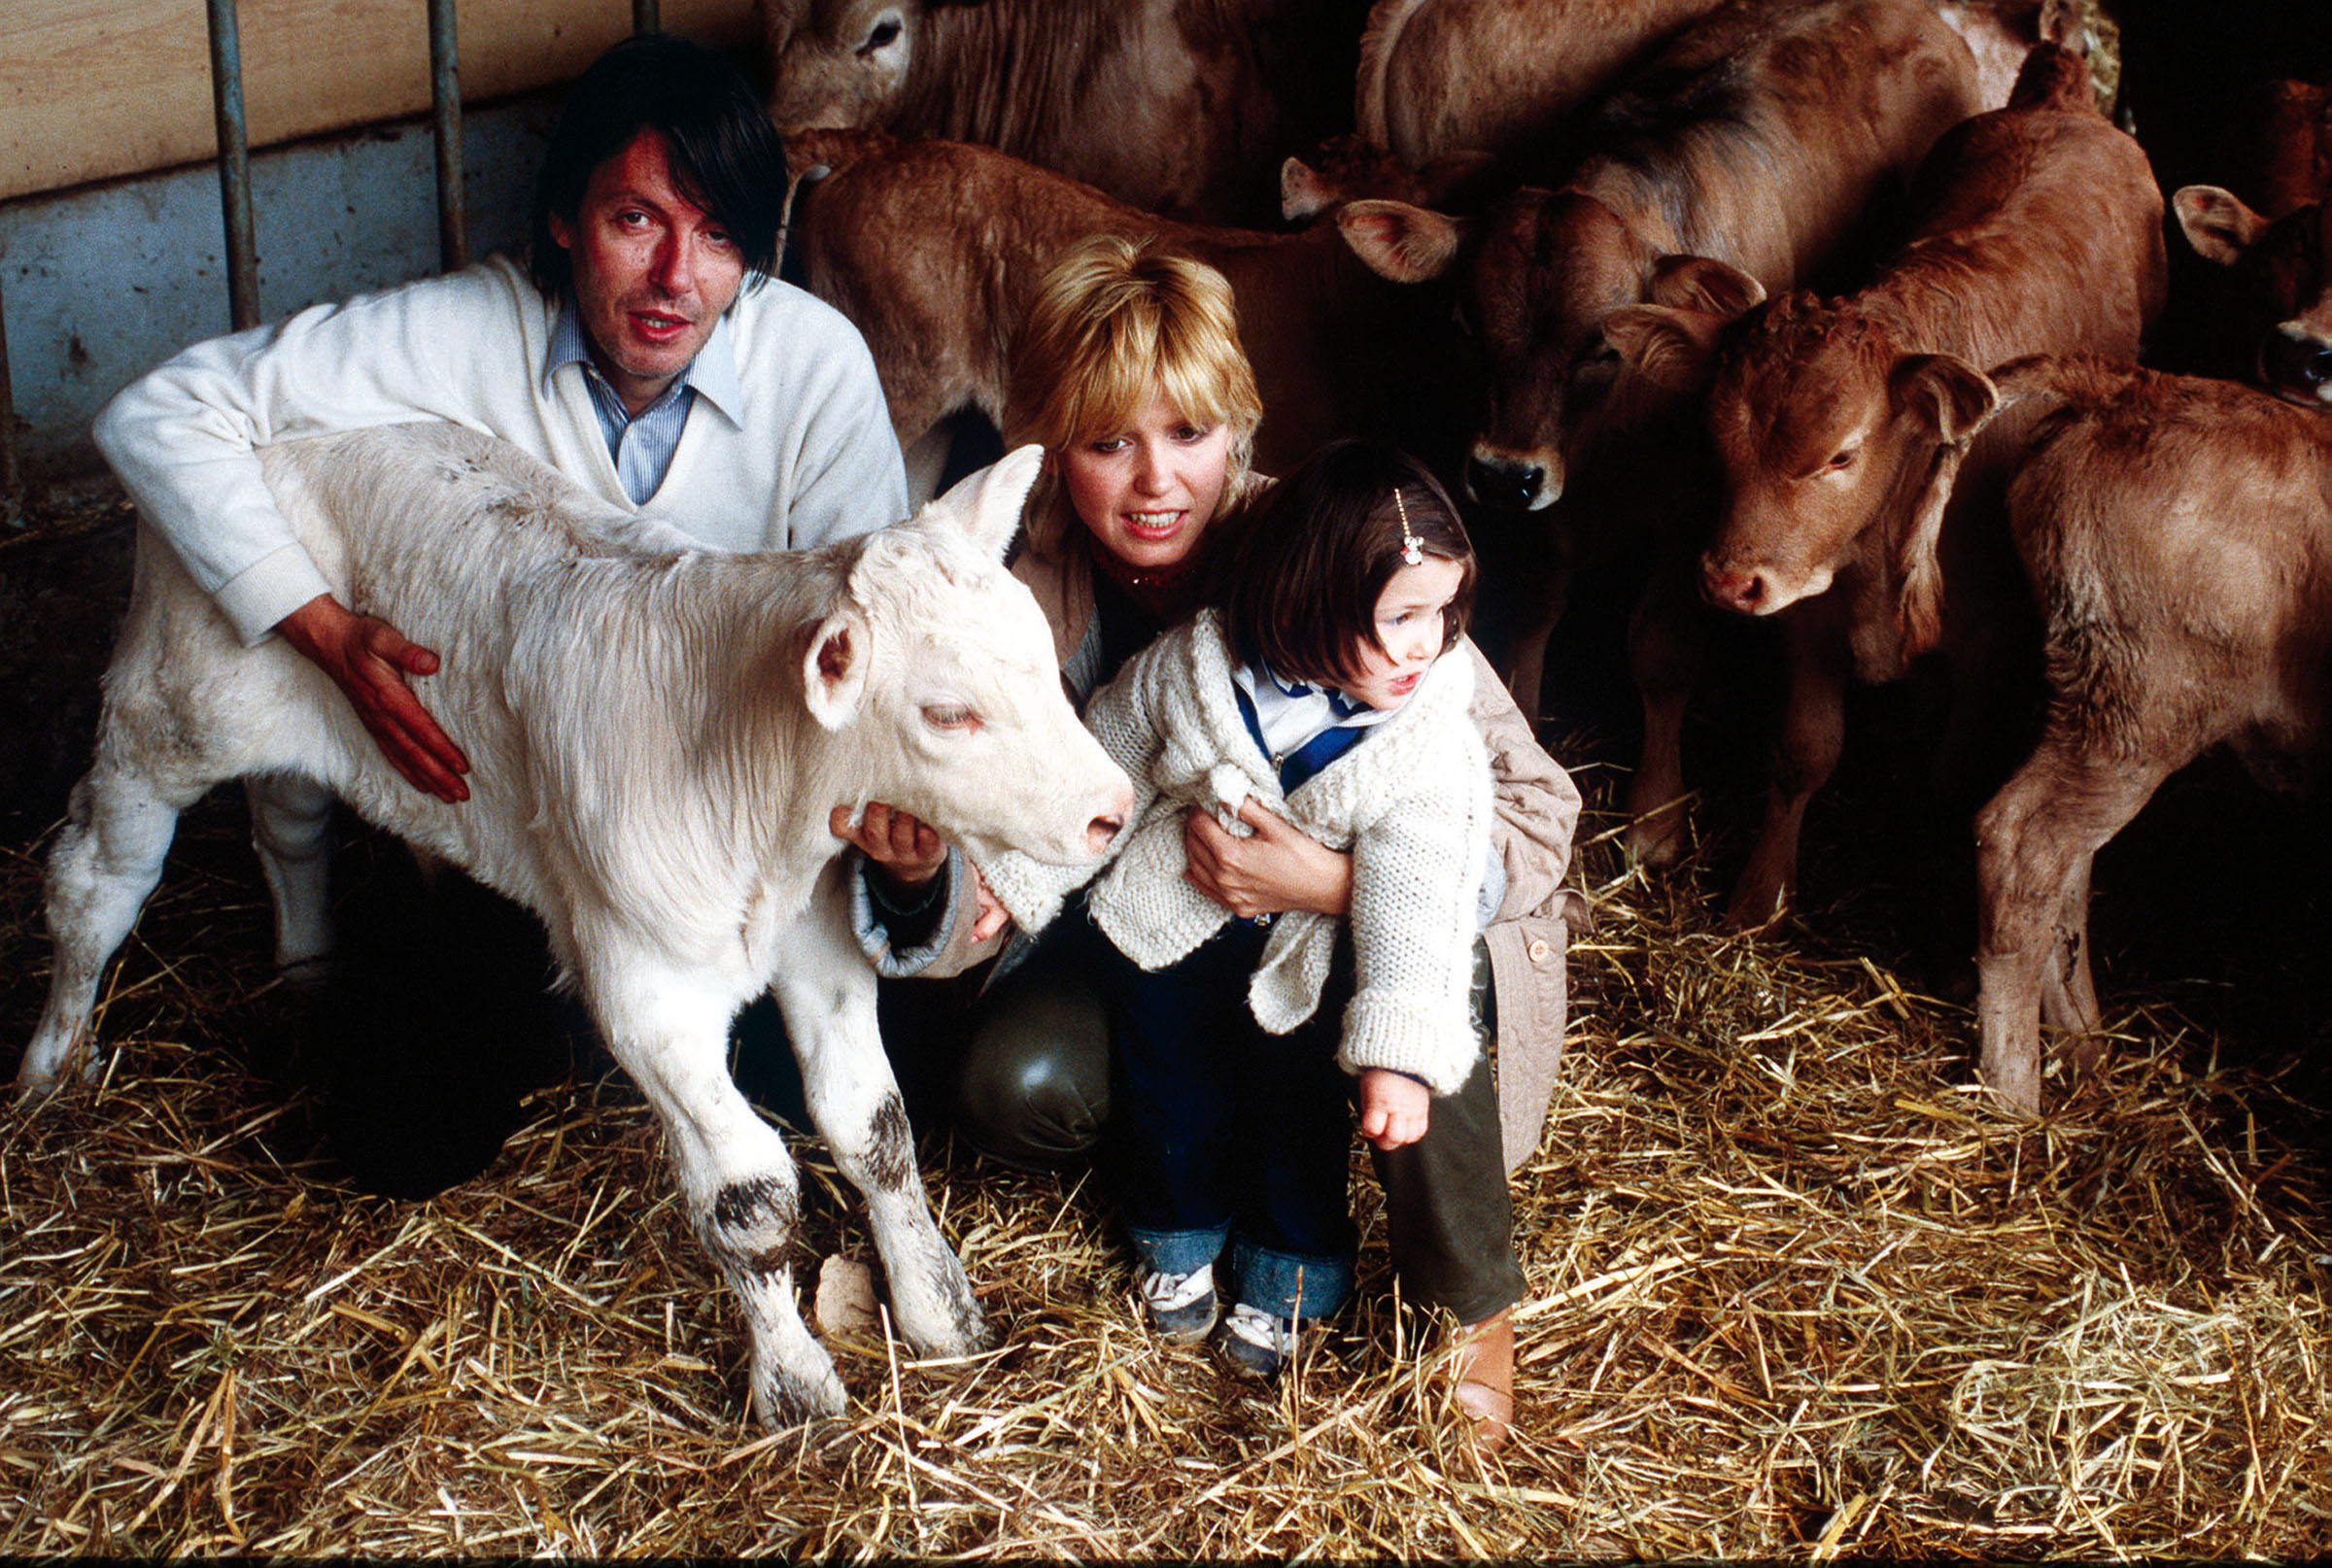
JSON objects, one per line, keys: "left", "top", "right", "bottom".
{"left": 1218, "top": 439, "right": 1477, "bottom": 691}
{"left": 527, "top": 33, "right": 787, "bottom": 297}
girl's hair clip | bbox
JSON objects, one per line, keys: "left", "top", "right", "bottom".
{"left": 1394, "top": 488, "right": 1423, "bottom": 566}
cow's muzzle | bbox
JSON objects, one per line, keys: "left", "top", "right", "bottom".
{"left": 1465, "top": 450, "right": 1560, "bottom": 512}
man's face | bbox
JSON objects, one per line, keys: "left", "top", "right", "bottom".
{"left": 549, "top": 128, "right": 745, "bottom": 416}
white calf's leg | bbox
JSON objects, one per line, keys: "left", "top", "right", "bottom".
{"left": 773, "top": 866, "right": 989, "bottom": 1359}
{"left": 247, "top": 773, "right": 338, "bottom": 974}
{"left": 584, "top": 961, "right": 845, "bottom": 1426}
{"left": 20, "top": 767, "right": 190, "bottom": 1091}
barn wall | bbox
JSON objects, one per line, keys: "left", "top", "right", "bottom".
{"left": 1, "top": 0, "right": 758, "bottom": 203}
{"left": 1, "top": 96, "right": 558, "bottom": 478}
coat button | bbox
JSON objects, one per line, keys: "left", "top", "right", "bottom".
{"left": 1527, "top": 938, "right": 1552, "bottom": 963}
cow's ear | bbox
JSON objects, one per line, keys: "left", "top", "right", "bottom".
{"left": 1282, "top": 156, "right": 1337, "bottom": 222}
{"left": 1337, "top": 199, "right": 1463, "bottom": 282}
{"left": 1646, "top": 255, "right": 1766, "bottom": 322}
{"left": 914, "top": 443, "right": 1045, "bottom": 560}
{"left": 1890, "top": 354, "right": 1998, "bottom": 660}
{"left": 804, "top": 608, "right": 872, "bottom": 730}
{"left": 2173, "top": 186, "right": 2270, "bottom": 266}
{"left": 1604, "top": 305, "right": 1725, "bottom": 392}
{"left": 1894, "top": 353, "right": 1998, "bottom": 445}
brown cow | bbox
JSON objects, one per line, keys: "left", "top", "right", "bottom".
{"left": 2174, "top": 179, "right": 2331, "bottom": 415}
{"left": 1355, "top": 0, "right": 1726, "bottom": 175}
{"left": 761, "top": 0, "right": 1361, "bottom": 226}
{"left": 1335, "top": 0, "right": 1984, "bottom": 726}
{"left": 2167, "top": 80, "right": 2331, "bottom": 408}
{"left": 1970, "top": 356, "right": 2332, "bottom": 1115}
{"left": 1284, "top": 0, "right": 2110, "bottom": 221}
{"left": 781, "top": 129, "right": 1465, "bottom": 499}
{"left": 1686, "top": 45, "right": 2165, "bottom": 924}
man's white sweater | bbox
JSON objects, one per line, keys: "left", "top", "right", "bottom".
{"left": 93, "top": 254, "right": 908, "bottom": 644}
{"left": 982, "top": 608, "right": 1494, "bottom": 1096}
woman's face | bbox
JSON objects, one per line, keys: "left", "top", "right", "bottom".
{"left": 1057, "top": 389, "right": 1232, "bottom": 573}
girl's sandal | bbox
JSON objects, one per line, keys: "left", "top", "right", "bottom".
{"left": 1448, "top": 1309, "right": 1515, "bottom": 1452}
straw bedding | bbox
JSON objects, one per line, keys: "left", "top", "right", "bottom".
{"left": 2, "top": 500, "right": 2326, "bottom": 1559}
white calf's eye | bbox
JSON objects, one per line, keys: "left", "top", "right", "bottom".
{"left": 921, "top": 704, "right": 980, "bottom": 733}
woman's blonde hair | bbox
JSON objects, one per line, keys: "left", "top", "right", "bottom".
{"left": 1005, "top": 235, "right": 1264, "bottom": 561}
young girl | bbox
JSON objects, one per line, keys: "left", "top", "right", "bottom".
{"left": 980, "top": 438, "right": 1516, "bottom": 1381}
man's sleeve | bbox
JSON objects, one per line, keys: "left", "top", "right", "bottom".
{"left": 91, "top": 275, "right": 478, "bottom": 645}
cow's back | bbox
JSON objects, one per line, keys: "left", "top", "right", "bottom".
{"left": 2007, "top": 361, "right": 2332, "bottom": 750}
{"left": 1580, "top": 0, "right": 1984, "bottom": 290}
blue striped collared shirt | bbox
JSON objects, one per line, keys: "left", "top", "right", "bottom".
{"left": 545, "top": 294, "right": 746, "bottom": 504}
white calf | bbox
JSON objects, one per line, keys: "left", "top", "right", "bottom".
{"left": 17, "top": 426, "right": 1131, "bottom": 1427}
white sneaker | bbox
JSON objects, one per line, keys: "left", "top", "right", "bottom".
{"left": 1139, "top": 1262, "right": 1219, "bottom": 1343}
{"left": 1217, "top": 1301, "right": 1298, "bottom": 1378}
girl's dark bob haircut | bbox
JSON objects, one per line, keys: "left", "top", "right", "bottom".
{"left": 1218, "top": 439, "right": 1476, "bottom": 691}
{"left": 528, "top": 33, "right": 788, "bottom": 299}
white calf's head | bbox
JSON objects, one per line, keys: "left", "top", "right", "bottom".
{"left": 804, "top": 446, "right": 1132, "bottom": 866}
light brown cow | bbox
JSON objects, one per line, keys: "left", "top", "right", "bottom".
{"left": 1284, "top": 0, "right": 2109, "bottom": 222}
{"left": 781, "top": 129, "right": 1467, "bottom": 498}
{"left": 1971, "top": 356, "right": 2332, "bottom": 1115}
{"left": 1355, "top": 0, "right": 1725, "bottom": 175}
{"left": 1335, "top": 0, "right": 1984, "bottom": 727}
{"left": 761, "top": 0, "right": 1360, "bottom": 226}
{"left": 1687, "top": 45, "right": 2165, "bottom": 924}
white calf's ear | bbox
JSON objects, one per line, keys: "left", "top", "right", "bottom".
{"left": 916, "top": 443, "right": 1045, "bottom": 561}
{"left": 803, "top": 608, "right": 872, "bottom": 730}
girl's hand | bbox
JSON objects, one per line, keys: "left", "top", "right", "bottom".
{"left": 831, "top": 801, "right": 947, "bottom": 889}
{"left": 968, "top": 865, "right": 1012, "bottom": 943}
{"left": 1183, "top": 798, "right": 1354, "bottom": 918}
{"left": 1357, "top": 1069, "right": 1431, "bottom": 1151}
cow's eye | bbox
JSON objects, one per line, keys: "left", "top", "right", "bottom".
{"left": 1825, "top": 445, "right": 1859, "bottom": 471}
{"left": 921, "top": 703, "right": 980, "bottom": 733}
{"left": 859, "top": 15, "right": 903, "bottom": 54}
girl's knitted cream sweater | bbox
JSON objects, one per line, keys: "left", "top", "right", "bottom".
{"left": 981, "top": 608, "right": 1493, "bottom": 1095}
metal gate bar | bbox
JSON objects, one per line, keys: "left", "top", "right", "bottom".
{"left": 206, "top": 0, "right": 262, "bottom": 331}
{"left": 430, "top": 0, "right": 469, "bottom": 272}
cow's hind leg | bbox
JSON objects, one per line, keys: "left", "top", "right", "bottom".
{"left": 19, "top": 765, "right": 195, "bottom": 1092}
{"left": 772, "top": 866, "right": 988, "bottom": 1360}
{"left": 585, "top": 963, "right": 844, "bottom": 1426}
{"left": 1973, "top": 735, "right": 2168, "bottom": 1116}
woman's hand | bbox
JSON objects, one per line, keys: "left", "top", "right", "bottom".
{"left": 276, "top": 592, "right": 470, "bottom": 802}
{"left": 830, "top": 801, "right": 947, "bottom": 889}
{"left": 1182, "top": 798, "right": 1354, "bottom": 918}
{"left": 1357, "top": 1069, "right": 1430, "bottom": 1151}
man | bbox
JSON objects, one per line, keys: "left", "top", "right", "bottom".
{"left": 96, "top": 32, "right": 909, "bottom": 799}
{"left": 91, "top": 32, "right": 909, "bottom": 1191}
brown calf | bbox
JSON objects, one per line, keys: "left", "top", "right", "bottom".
{"left": 1335, "top": 0, "right": 1983, "bottom": 730}
{"left": 1971, "top": 357, "right": 2332, "bottom": 1115}
{"left": 782, "top": 130, "right": 1462, "bottom": 497}
{"left": 1682, "top": 45, "right": 2164, "bottom": 923}
{"left": 2169, "top": 79, "right": 2331, "bottom": 409}
{"left": 762, "top": 0, "right": 1359, "bottom": 226}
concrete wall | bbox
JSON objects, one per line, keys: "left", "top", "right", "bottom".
{"left": 1, "top": 94, "right": 558, "bottom": 478}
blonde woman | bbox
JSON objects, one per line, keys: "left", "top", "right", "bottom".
{"left": 839, "top": 236, "right": 1580, "bottom": 1449}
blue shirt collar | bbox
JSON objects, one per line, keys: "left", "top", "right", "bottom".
{"left": 544, "top": 292, "right": 744, "bottom": 427}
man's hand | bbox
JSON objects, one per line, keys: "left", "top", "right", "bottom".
{"left": 969, "top": 866, "right": 1011, "bottom": 942}
{"left": 1357, "top": 1069, "right": 1431, "bottom": 1151}
{"left": 1183, "top": 798, "right": 1354, "bottom": 919}
{"left": 829, "top": 801, "right": 948, "bottom": 889}
{"left": 275, "top": 593, "right": 470, "bottom": 802}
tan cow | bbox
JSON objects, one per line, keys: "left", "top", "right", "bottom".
{"left": 761, "top": 0, "right": 1360, "bottom": 226}
{"left": 1335, "top": 0, "right": 1984, "bottom": 727}
{"left": 1687, "top": 45, "right": 2165, "bottom": 925}
{"left": 1971, "top": 357, "right": 2332, "bottom": 1115}
{"left": 782, "top": 128, "right": 1470, "bottom": 501}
